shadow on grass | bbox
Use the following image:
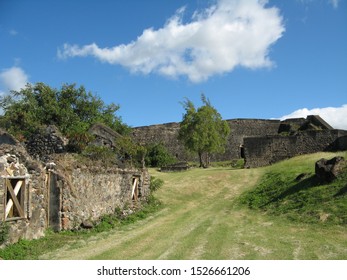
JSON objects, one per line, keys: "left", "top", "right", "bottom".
{"left": 334, "top": 184, "right": 347, "bottom": 197}
{"left": 266, "top": 175, "right": 320, "bottom": 205}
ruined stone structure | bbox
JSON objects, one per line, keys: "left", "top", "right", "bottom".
{"left": 0, "top": 129, "right": 47, "bottom": 244}
{"left": 132, "top": 115, "right": 347, "bottom": 168}
{"left": 88, "top": 123, "right": 122, "bottom": 148}
{"left": 48, "top": 157, "right": 150, "bottom": 231}
{"left": 0, "top": 127, "right": 150, "bottom": 245}
{"left": 244, "top": 129, "right": 347, "bottom": 168}
{"left": 25, "top": 125, "right": 67, "bottom": 161}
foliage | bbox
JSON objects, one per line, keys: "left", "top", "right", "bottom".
{"left": 239, "top": 162, "right": 347, "bottom": 225}
{"left": 81, "top": 145, "right": 118, "bottom": 165}
{"left": 0, "top": 82, "right": 130, "bottom": 141}
{"left": 149, "top": 176, "right": 164, "bottom": 192}
{"left": 178, "top": 94, "right": 230, "bottom": 168}
{"left": 145, "top": 143, "right": 176, "bottom": 167}
{"left": 0, "top": 222, "right": 9, "bottom": 245}
{"left": 114, "top": 136, "right": 147, "bottom": 168}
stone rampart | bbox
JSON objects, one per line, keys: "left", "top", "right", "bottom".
{"left": 132, "top": 122, "right": 187, "bottom": 159}
{"left": 244, "top": 129, "right": 347, "bottom": 168}
{"left": 224, "top": 119, "right": 280, "bottom": 160}
{"left": 132, "top": 119, "right": 281, "bottom": 161}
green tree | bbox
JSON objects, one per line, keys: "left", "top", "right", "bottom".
{"left": 0, "top": 82, "right": 130, "bottom": 141}
{"left": 145, "top": 143, "right": 176, "bottom": 167}
{"left": 178, "top": 94, "right": 230, "bottom": 168}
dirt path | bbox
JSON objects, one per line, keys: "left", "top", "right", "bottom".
{"left": 41, "top": 168, "right": 347, "bottom": 260}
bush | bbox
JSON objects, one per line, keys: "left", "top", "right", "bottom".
{"left": 0, "top": 82, "right": 129, "bottom": 142}
{"left": 82, "top": 145, "right": 117, "bottom": 164}
{"left": 145, "top": 143, "right": 176, "bottom": 167}
{"left": 150, "top": 176, "right": 164, "bottom": 192}
{"left": 0, "top": 222, "right": 9, "bottom": 245}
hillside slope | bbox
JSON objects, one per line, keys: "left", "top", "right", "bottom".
{"left": 36, "top": 152, "right": 347, "bottom": 260}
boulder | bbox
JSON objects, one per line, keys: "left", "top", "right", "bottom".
{"left": 315, "top": 156, "right": 345, "bottom": 183}
{"left": 81, "top": 220, "right": 94, "bottom": 229}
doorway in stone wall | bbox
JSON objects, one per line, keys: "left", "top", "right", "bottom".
{"left": 131, "top": 176, "right": 140, "bottom": 203}
{"left": 240, "top": 144, "right": 245, "bottom": 159}
{"left": 47, "top": 172, "right": 61, "bottom": 231}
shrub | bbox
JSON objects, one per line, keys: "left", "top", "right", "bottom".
{"left": 0, "top": 222, "right": 9, "bottom": 245}
{"left": 145, "top": 143, "right": 176, "bottom": 167}
{"left": 82, "top": 145, "right": 118, "bottom": 165}
{"left": 150, "top": 176, "right": 164, "bottom": 192}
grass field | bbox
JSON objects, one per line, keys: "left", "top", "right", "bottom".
{"left": 1, "top": 152, "right": 346, "bottom": 259}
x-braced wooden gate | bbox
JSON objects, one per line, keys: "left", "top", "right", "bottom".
{"left": 3, "top": 177, "right": 26, "bottom": 221}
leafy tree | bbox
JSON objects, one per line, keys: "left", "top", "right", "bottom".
{"left": 114, "top": 136, "right": 147, "bottom": 168}
{"left": 0, "top": 82, "right": 130, "bottom": 141}
{"left": 178, "top": 94, "right": 230, "bottom": 168}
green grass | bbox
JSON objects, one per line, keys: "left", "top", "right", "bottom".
{"left": 239, "top": 152, "right": 347, "bottom": 225}
{"left": 0, "top": 178, "right": 163, "bottom": 260}
{"left": 1, "top": 152, "right": 346, "bottom": 260}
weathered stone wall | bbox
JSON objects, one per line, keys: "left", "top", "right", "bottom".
{"left": 1, "top": 128, "right": 151, "bottom": 245}
{"left": 0, "top": 130, "right": 47, "bottom": 245}
{"left": 224, "top": 119, "right": 280, "bottom": 160}
{"left": 132, "top": 122, "right": 188, "bottom": 159}
{"left": 88, "top": 123, "right": 122, "bottom": 148}
{"left": 132, "top": 119, "right": 281, "bottom": 161}
{"left": 25, "top": 125, "right": 66, "bottom": 162}
{"left": 244, "top": 130, "right": 347, "bottom": 168}
{"left": 50, "top": 162, "right": 150, "bottom": 231}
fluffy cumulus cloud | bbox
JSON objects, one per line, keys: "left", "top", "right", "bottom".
{"left": 280, "top": 105, "right": 347, "bottom": 130}
{"left": 58, "top": 0, "right": 285, "bottom": 82}
{"left": 0, "top": 66, "right": 29, "bottom": 95}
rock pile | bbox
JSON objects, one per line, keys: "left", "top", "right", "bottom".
{"left": 0, "top": 154, "right": 28, "bottom": 177}
{"left": 26, "top": 125, "right": 66, "bottom": 162}
{"left": 315, "top": 156, "right": 345, "bottom": 183}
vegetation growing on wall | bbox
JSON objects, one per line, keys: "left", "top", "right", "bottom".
{"left": 0, "top": 222, "right": 9, "bottom": 246}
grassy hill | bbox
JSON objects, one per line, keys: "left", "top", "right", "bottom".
{"left": 1, "top": 152, "right": 346, "bottom": 260}
{"left": 239, "top": 152, "right": 347, "bottom": 225}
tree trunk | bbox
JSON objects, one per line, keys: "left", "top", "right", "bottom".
{"left": 198, "top": 151, "right": 204, "bottom": 168}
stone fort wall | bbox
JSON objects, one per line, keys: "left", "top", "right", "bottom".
{"left": 132, "top": 119, "right": 281, "bottom": 161}
{"left": 132, "top": 117, "right": 347, "bottom": 167}
{"left": 244, "top": 129, "right": 347, "bottom": 168}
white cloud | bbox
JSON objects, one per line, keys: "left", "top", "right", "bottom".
{"left": 329, "top": 0, "right": 340, "bottom": 8}
{"left": 280, "top": 105, "right": 347, "bottom": 130}
{"left": 0, "top": 66, "right": 29, "bottom": 95}
{"left": 58, "top": 0, "right": 285, "bottom": 82}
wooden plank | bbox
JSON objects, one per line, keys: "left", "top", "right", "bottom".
{"left": 131, "top": 178, "right": 138, "bottom": 200}
{"left": 47, "top": 171, "right": 50, "bottom": 226}
{"left": 5, "top": 180, "right": 24, "bottom": 219}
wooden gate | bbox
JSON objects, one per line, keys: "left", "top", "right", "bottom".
{"left": 3, "top": 177, "right": 26, "bottom": 221}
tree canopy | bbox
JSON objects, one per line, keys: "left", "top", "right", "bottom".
{"left": 0, "top": 82, "right": 130, "bottom": 141}
{"left": 178, "top": 94, "right": 230, "bottom": 168}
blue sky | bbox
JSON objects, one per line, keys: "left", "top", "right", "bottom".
{"left": 1, "top": 0, "right": 346, "bottom": 129}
